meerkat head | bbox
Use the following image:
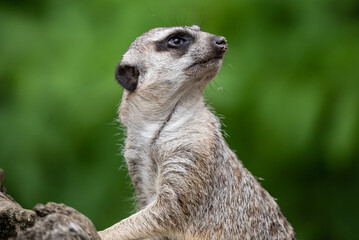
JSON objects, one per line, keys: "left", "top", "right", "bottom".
{"left": 115, "top": 25, "right": 227, "bottom": 93}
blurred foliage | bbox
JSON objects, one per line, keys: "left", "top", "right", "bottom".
{"left": 0, "top": 0, "right": 358, "bottom": 239}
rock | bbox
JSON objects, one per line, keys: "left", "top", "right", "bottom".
{"left": 0, "top": 169, "right": 101, "bottom": 240}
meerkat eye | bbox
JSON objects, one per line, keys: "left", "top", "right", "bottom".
{"left": 167, "top": 36, "right": 186, "bottom": 48}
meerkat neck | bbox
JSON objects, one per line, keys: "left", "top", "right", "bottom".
{"left": 120, "top": 85, "right": 206, "bottom": 140}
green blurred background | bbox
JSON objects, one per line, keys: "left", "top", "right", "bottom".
{"left": 0, "top": 0, "right": 358, "bottom": 239}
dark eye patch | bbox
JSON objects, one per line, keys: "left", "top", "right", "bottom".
{"left": 155, "top": 30, "right": 195, "bottom": 57}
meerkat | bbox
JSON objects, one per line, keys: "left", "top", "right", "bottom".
{"left": 98, "top": 25, "right": 295, "bottom": 240}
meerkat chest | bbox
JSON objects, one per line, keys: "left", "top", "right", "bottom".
{"left": 123, "top": 99, "right": 215, "bottom": 198}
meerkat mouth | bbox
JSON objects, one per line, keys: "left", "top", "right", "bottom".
{"left": 187, "top": 56, "right": 223, "bottom": 70}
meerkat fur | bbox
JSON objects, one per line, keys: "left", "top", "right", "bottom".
{"left": 98, "top": 25, "right": 295, "bottom": 240}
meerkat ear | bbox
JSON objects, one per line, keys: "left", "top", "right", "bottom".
{"left": 115, "top": 64, "right": 139, "bottom": 91}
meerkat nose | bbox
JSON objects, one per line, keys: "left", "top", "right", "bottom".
{"left": 213, "top": 36, "right": 228, "bottom": 54}
{"left": 214, "top": 36, "right": 227, "bottom": 47}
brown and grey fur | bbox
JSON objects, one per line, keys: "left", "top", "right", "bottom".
{"left": 99, "top": 25, "right": 295, "bottom": 240}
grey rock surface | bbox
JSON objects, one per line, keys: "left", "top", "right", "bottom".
{"left": 0, "top": 169, "right": 101, "bottom": 240}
